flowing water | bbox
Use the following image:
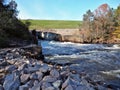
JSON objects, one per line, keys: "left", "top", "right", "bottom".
{"left": 39, "top": 40, "right": 120, "bottom": 85}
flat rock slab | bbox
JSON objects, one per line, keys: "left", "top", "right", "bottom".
{"left": 3, "top": 73, "right": 20, "bottom": 90}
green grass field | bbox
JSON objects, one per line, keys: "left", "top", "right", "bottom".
{"left": 21, "top": 19, "right": 82, "bottom": 30}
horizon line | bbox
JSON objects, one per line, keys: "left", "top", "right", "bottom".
{"left": 20, "top": 19, "right": 82, "bottom": 21}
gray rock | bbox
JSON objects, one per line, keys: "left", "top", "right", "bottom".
{"left": 28, "top": 66, "right": 39, "bottom": 73}
{"left": 25, "top": 80, "right": 34, "bottom": 88}
{"left": 60, "top": 71, "right": 70, "bottom": 79}
{"left": 34, "top": 63, "right": 41, "bottom": 69}
{"left": 76, "top": 85, "right": 89, "bottom": 90}
{"left": 97, "top": 85, "right": 107, "bottom": 90}
{"left": 0, "top": 76, "right": 4, "bottom": 85}
{"left": 11, "top": 76, "right": 21, "bottom": 90}
{"left": 22, "top": 68, "right": 30, "bottom": 74}
{"left": 0, "top": 57, "right": 3, "bottom": 61}
{"left": 62, "top": 77, "right": 76, "bottom": 89}
{"left": 3, "top": 73, "right": 20, "bottom": 90}
{"left": 68, "top": 74, "right": 81, "bottom": 86}
{"left": 80, "top": 78, "right": 91, "bottom": 87}
{"left": 39, "top": 32, "right": 62, "bottom": 41}
{"left": 0, "top": 61, "right": 9, "bottom": 66}
{"left": 70, "top": 74, "right": 81, "bottom": 82}
{"left": 0, "top": 84, "right": 4, "bottom": 90}
{"left": 15, "top": 51, "right": 19, "bottom": 55}
{"left": 33, "top": 80, "right": 39, "bottom": 85}
{"left": 36, "top": 71, "right": 43, "bottom": 81}
{"left": 7, "top": 60, "right": 16, "bottom": 64}
{"left": 52, "top": 80, "right": 62, "bottom": 88}
{"left": 18, "top": 63, "right": 27, "bottom": 71}
{"left": 11, "top": 49, "right": 17, "bottom": 52}
{"left": 29, "top": 82, "right": 41, "bottom": 90}
{"left": 44, "top": 87, "right": 55, "bottom": 90}
{"left": 42, "top": 76, "right": 57, "bottom": 83}
{"left": 6, "top": 56, "right": 13, "bottom": 60}
{"left": 20, "top": 74, "right": 30, "bottom": 84}
{"left": 5, "top": 65, "right": 17, "bottom": 73}
{"left": 30, "top": 73, "right": 38, "bottom": 80}
{"left": 70, "top": 78, "right": 81, "bottom": 86}
{"left": 65, "top": 85, "right": 74, "bottom": 90}
{"left": 3, "top": 73, "right": 14, "bottom": 89}
{"left": 40, "top": 64, "right": 51, "bottom": 73}
{"left": 14, "top": 70, "right": 21, "bottom": 76}
{"left": 19, "top": 85, "right": 29, "bottom": 90}
{"left": 50, "top": 69, "right": 60, "bottom": 78}
{"left": 41, "top": 82, "right": 52, "bottom": 90}
{"left": 14, "top": 61, "right": 23, "bottom": 67}
{"left": 0, "top": 68, "right": 5, "bottom": 73}
{"left": 91, "top": 75, "right": 104, "bottom": 82}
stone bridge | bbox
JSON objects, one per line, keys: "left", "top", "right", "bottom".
{"left": 36, "top": 29, "right": 84, "bottom": 43}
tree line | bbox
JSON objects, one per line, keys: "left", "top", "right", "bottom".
{"left": 80, "top": 4, "right": 120, "bottom": 43}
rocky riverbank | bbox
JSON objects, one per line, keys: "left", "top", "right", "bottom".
{"left": 0, "top": 45, "right": 119, "bottom": 90}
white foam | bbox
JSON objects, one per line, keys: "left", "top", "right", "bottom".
{"left": 101, "top": 69, "right": 120, "bottom": 78}
{"left": 40, "top": 40, "right": 120, "bottom": 59}
{"left": 113, "top": 44, "right": 120, "bottom": 49}
{"left": 105, "top": 44, "right": 120, "bottom": 50}
{"left": 48, "top": 41, "right": 105, "bottom": 50}
{"left": 53, "top": 54, "right": 81, "bottom": 58}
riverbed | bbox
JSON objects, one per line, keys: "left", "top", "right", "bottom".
{"left": 39, "top": 40, "right": 120, "bottom": 86}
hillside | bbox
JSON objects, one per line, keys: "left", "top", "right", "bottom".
{"left": 21, "top": 20, "right": 82, "bottom": 30}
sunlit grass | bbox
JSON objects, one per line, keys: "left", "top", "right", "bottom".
{"left": 21, "top": 19, "right": 82, "bottom": 30}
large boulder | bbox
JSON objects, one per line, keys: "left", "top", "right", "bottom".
{"left": 3, "top": 73, "right": 20, "bottom": 90}
{"left": 20, "top": 74, "right": 30, "bottom": 84}
{"left": 21, "top": 45, "right": 44, "bottom": 60}
{"left": 37, "top": 31, "right": 62, "bottom": 41}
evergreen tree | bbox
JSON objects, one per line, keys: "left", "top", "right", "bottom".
{"left": 0, "top": 0, "right": 31, "bottom": 47}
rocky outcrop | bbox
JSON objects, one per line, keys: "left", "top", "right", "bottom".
{"left": 21, "top": 45, "right": 44, "bottom": 59}
{"left": 37, "top": 29, "right": 84, "bottom": 43}
{"left": 0, "top": 46, "right": 118, "bottom": 90}
{"left": 37, "top": 31, "right": 62, "bottom": 41}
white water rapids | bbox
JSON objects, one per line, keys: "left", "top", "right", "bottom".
{"left": 39, "top": 41, "right": 120, "bottom": 63}
{"left": 39, "top": 40, "right": 120, "bottom": 85}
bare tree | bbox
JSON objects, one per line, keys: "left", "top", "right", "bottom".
{"left": 81, "top": 4, "right": 115, "bottom": 43}
{"left": 94, "top": 4, "right": 115, "bottom": 42}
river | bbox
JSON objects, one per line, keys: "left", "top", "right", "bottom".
{"left": 39, "top": 40, "right": 120, "bottom": 86}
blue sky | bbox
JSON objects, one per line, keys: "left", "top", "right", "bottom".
{"left": 15, "top": 0, "right": 120, "bottom": 20}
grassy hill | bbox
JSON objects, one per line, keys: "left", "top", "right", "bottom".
{"left": 21, "top": 19, "right": 82, "bottom": 30}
